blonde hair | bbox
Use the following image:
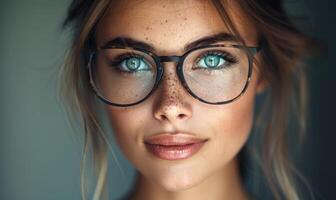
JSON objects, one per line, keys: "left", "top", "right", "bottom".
{"left": 59, "top": 0, "right": 315, "bottom": 199}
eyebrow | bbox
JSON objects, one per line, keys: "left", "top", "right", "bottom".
{"left": 100, "top": 32, "right": 239, "bottom": 52}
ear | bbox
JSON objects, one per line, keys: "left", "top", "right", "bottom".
{"left": 255, "top": 72, "right": 268, "bottom": 94}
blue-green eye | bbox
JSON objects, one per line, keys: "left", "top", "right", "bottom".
{"left": 197, "top": 53, "right": 226, "bottom": 69}
{"left": 111, "top": 54, "right": 151, "bottom": 73}
{"left": 125, "top": 57, "right": 141, "bottom": 70}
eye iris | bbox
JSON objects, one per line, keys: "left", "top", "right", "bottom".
{"left": 204, "top": 55, "right": 220, "bottom": 68}
{"left": 126, "top": 57, "right": 141, "bottom": 70}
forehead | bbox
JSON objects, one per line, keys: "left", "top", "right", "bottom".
{"left": 96, "top": 0, "right": 257, "bottom": 54}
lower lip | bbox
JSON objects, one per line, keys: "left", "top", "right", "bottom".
{"left": 145, "top": 141, "right": 207, "bottom": 160}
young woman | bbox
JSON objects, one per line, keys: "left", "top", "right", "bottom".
{"left": 60, "top": 0, "right": 314, "bottom": 199}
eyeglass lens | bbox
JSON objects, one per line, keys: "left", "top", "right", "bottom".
{"left": 90, "top": 46, "right": 249, "bottom": 105}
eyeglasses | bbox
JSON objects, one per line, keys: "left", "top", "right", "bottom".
{"left": 87, "top": 43, "right": 260, "bottom": 107}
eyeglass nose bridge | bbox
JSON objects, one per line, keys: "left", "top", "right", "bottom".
{"left": 157, "top": 55, "right": 185, "bottom": 80}
{"left": 156, "top": 55, "right": 185, "bottom": 83}
{"left": 158, "top": 55, "right": 181, "bottom": 63}
{"left": 155, "top": 55, "right": 191, "bottom": 93}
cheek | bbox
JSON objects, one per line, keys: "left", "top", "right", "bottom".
{"left": 204, "top": 77, "right": 257, "bottom": 164}
{"left": 215, "top": 99, "right": 254, "bottom": 154}
{"left": 104, "top": 106, "right": 147, "bottom": 155}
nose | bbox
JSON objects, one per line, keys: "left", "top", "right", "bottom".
{"left": 152, "top": 61, "right": 192, "bottom": 124}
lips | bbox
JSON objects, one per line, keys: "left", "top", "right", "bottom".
{"left": 144, "top": 132, "right": 208, "bottom": 160}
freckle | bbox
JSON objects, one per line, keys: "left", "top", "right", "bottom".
{"left": 145, "top": 26, "right": 150, "bottom": 30}
{"left": 163, "top": 5, "right": 166, "bottom": 8}
{"left": 145, "top": 37, "right": 148, "bottom": 40}
{"left": 165, "top": 19, "right": 168, "bottom": 23}
{"left": 184, "top": 17, "right": 187, "bottom": 20}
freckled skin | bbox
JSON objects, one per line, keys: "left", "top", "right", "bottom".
{"left": 96, "top": 0, "right": 263, "bottom": 200}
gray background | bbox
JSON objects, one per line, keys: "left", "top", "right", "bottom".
{"left": 0, "top": 0, "right": 335, "bottom": 200}
{"left": 0, "top": 1, "right": 136, "bottom": 199}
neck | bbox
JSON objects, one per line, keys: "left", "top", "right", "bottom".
{"left": 129, "top": 157, "right": 251, "bottom": 200}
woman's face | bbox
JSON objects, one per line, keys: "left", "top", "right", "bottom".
{"left": 96, "top": 0, "right": 261, "bottom": 192}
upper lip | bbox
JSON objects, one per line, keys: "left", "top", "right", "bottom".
{"left": 144, "top": 132, "right": 208, "bottom": 146}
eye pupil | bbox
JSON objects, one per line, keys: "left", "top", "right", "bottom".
{"left": 205, "top": 55, "right": 220, "bottom": 68}
{"left": 126, "top": 57, "right": 141, "bottom": 70}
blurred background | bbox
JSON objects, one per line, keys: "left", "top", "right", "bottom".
{"left": 0, "top": 0, "right": 335, "bottom": 199}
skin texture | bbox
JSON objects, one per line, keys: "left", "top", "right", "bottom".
{"left": 96, "top": 0, "right": 263, "bottom": 199}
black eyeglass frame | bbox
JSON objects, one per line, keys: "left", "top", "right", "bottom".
{"left": 87, "top": 43, "right": 261, "bottom": 107}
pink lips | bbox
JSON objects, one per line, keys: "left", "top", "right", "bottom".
{"left": 144, "top": 133, "right": 208, "bottom": 160}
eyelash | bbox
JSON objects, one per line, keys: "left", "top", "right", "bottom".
{"left": 107, "top": 50, "right": 238, "bottom": 74}
{"left": 109, "top": 53, "right": 146, "bottom": 66}
{"left": 194, "top": 50, "right": 238, "bottom": 69}
{"left": 108, "top": 53, "right": 152, "bottom": 74}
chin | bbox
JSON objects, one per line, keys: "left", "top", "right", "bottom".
{"left": 155, "top": 170, "right": 204, "bottom": 192}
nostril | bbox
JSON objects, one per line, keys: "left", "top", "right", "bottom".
{"left": 178, "top": 113, "right": 187, "bottom": 119}
{"left": 157, "top": 113, "right": 187, "bottom": 121}
{"left": 160, "top": 114, "right": 168, "bottom": 121}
